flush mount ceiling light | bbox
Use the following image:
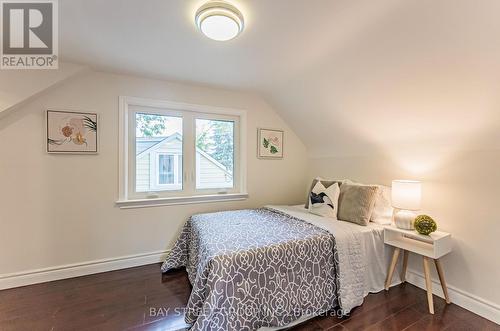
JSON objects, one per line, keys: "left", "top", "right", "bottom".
{"left": 195, "top": 1, "right": 244, "bottom": 41}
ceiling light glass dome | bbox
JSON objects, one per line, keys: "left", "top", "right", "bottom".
{"left": 195, "top": 1, "right": 244, "bottom": 41}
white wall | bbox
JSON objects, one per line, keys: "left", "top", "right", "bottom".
{"left": 0, "top": 70, "right": 308, "bottom": 276}
{"left": 259, "top": 0, "right": 500, "bottom": 321}
{"left": 309, "top": 152, "right": 500, "bottom": 310}
{"left": 309, "top": 152, "right": 500, "bottom": 322}
{"left": 0, "top": 62, "right": 86, "bottom": 115}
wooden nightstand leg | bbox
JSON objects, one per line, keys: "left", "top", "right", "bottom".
{"left": 423, "top": 256, "right": 434, "bottom": 314}
{"left": 385, "top": 247, "right": 400, "bottom": 290}
{"left": 435, "top": 259, "right": 451, "bottom": 304}
{"left": 401, "top": 250, "right": 409, "bottom": 282}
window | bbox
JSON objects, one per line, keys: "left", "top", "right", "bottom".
{"left": 158, "top": 154, "right": 174, "bottom": 184}
{"left": 196, "top": 119, "right": 234, "bottom": 190}
{"left": 118, "top": 97, "right": 247, "bottom": 208}
{"left": 135, "top": 113, "right": 183, "bottom": 193}
{"left": 156, "top": 153, "right": 182, "bottom": 188}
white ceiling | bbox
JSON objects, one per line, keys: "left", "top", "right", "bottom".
{"left": 60, "top": 0, "right": 368, "bottom": 89}
{"left": 60, "top": 0, "right": 500, "bottom": 160}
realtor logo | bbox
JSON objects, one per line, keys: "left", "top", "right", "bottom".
{"left": 1, "top": 0, "right": 58, "bottom": 69}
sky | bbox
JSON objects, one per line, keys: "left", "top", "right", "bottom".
{"left": 135, "top": 114, "right": 231, "bottom": 140}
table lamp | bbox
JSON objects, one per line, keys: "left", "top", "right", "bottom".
{"left": 391, "top": 180, "right": 422, "bottom": 229}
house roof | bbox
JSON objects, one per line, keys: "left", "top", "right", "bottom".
{"left": 136, "top": 133, "right": 232, "bottom": 177}
{"left": 136, "top": 133, "right": 182, "bottom": 155}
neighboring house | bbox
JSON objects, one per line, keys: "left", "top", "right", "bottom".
{"left": 136, "top": 133, "right": 233, "bottom": 192}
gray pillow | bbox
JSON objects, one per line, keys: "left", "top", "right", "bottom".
{"left": 305, "top": 178, "right": 343, "bottom": 209}
{"left": 337, "top": 183, "right": 379, "bottom": 226}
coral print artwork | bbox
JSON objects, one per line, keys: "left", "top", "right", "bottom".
{"left": 47, "top": 110, "right": 98, "bottom": 153}
{"left": 258, "top": 128, "right": 283, "bottom": 159}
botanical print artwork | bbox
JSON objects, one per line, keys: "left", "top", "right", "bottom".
{"left": 258, "top": 128, "right": 283, "bottom": 158}
{"left": 47, "top": 110, "right": 98, "bottom": 153}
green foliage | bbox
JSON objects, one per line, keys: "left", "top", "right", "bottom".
{"left": 196, "top": 120, "right": 234, "bottom": 172}
{"left": 83, "top": 115, "right": 97, "bottom": 132}
{"left": 136, "top": 114, "right": 166, "bottom": 137}
{"left": 196, "top": 129, "right": 210, "bottom": 151}
{"left": 262, "top": 136, "right": 280, "bottom": 155}
{"left": 414, "top": 215, "right": 437, "bottom": 235}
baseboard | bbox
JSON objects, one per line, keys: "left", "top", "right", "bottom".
{"left": 0, "top": 250, "right": 170, "bottom": 290}
{"left": 2, "top": 254, "right": 498, "bottom": 325}
{"left": 406, "top": 269, "right": 500, "bottom": 325}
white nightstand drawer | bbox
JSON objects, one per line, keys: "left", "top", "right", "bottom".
{"left": 384, "top": 226, "right": 452, "bottom": 259}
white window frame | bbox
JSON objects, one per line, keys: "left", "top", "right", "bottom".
{"left": 117, "top": 96, "right": 248, "bottom": 209}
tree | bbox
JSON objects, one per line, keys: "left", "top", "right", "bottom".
{"left": 196, "top": 127, "right": 210, "bottom": 151}
{"left": 136, "top": 114, "right": 166, "bottom": 137}
{"left": 211, "top": 121, "right": 234, "bottom": 171}
{"left": 196, "top": 120, "right": 234, "bottom": 172}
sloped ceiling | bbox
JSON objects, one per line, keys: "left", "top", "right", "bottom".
{"left": 60, "top": 0, "right": 500, "bottom": 158}
{"left": 0, "top": 62, "right": 87, "bottom": 115}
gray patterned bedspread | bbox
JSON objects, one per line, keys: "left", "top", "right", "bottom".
{"left": 161, "top": 208, "right": 342, "bottom": 330}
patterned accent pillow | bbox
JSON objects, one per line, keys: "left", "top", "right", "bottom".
{"left": 308, "top": 181, "right": 340, "bottom": 218}
{"left": 305, "top": 177, "right": 343, "bottom": 209}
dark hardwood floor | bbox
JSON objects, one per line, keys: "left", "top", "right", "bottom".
{"left": 0, "top": 264, "right": 498, "bottom": 331}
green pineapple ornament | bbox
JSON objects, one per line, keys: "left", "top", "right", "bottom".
{"left": 414, "top": 215, "right": 437, "bottom": 235}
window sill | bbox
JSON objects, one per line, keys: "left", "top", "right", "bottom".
{"left": 115, "top": 193, "right": 249, "bottom": 209}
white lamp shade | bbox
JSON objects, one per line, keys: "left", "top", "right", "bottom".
{"left": 391, "top": 180, "right": 422, "bottom": 210}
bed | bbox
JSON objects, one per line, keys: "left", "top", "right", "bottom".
{"left": 161, "top": 205, "right": 399, "bottom": 331}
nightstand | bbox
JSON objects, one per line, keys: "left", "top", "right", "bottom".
{"left": 384, "top": 226, "right": 452, "bottom": 314}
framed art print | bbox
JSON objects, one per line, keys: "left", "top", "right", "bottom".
{"left": 258, "top": 128, "right": 283, "bottom": 159}
{"left": 46, "top": 110, "right": 98, "bottom": 154}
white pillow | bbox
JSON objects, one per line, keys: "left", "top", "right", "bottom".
{"left": 371, "top": 184, "right": 393, "bottom": 223}
{"left": 371, "top": 216, "right": 392, "bottom": 225}
{"left": 308, "top": 181, "right": 340, "bottom": 219}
